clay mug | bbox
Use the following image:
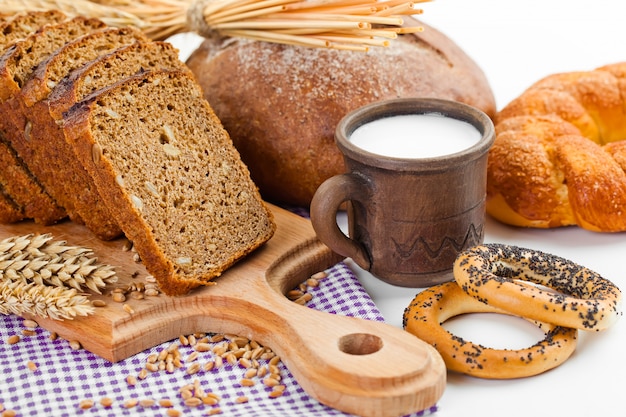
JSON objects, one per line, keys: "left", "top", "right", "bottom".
{"left": 310, "top": 98, "right": 495, "bottom": 287}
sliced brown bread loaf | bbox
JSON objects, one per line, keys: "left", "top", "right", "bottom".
{"left": 0, "top": 16, "right": 106, "bottom": 101}
{"left": 0, "top": 186, "right": 23, "bottom": 223}
{"left": 0, "top": 134, "right": 66, "bottom": 224}
{"left": 0, "top": 11, "right": 66, "bottom": 223}
{"left": 5, "top": 26, "right": 149, "bottom": 240}
{"left": 62, "top": 70, "right": 276, "bottom": 295}
{"left": 0, "top": 10, "right": 70, "bottom": 224}
{"left": 20, "top": 26, "right": 149, "bottom": 107}
{"left": 0, "top": 10, "right": 67, "bottom": 49}
{"left": 47, "top": 41, "right": 188, "bottom": 120}
{"left": 0, "top": 131, "right": 25, "bottom": 223}
{"left": 0, "top": 16, "right": 106, "bottom": 223}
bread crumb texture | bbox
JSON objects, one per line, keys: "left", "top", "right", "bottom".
{"left": 73, "top": 70, "right": 275, "bottom": 294}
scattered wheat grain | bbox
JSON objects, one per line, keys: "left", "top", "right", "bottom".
{"left": 123, "top": 398, "right": 139, "bottom": 408}
{"left": 268, "top": 390, "right": 284, "bottom": 398}
{"left": 139, "top": 398, "right": 155, "bottom": 407}
{"left": 22, "top": 319, "right": 38, "bottom": 328}
{"left": 311, "top": 271, "right": 328, "bottom": 280}
{"left": 186, "top": 362, "right": 201, "bottom": 375}
{"left": 100, "top": 397, "right": 114, "bottom": 408}
{"left": 79, "top": 399, "right": 94, "bottom": 409}
{"left": 240, "top": 378, "right": 255, "bottom": 387}
{"left": 159, "top": 398, "right": 174, "bottom": 408}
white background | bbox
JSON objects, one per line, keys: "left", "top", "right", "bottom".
{"left": 357, "top": 1, "right": 626, "bottom": 416}
{"left": 170, "top": 2, "right": 626, "bottom": 415}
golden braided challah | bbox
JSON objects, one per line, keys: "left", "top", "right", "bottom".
{"left": 487, "top": 62, "right": 626, "bottom": 232}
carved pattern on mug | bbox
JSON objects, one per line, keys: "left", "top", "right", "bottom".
{"left": 392, "top": 223, "right": 483, "bottom": 260}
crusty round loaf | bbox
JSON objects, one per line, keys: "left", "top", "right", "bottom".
{"left": 488, "top": 62, "right": 626, "bottom": 232}
{"left": 186, "top": 18, "right": 496, "bottom": 206}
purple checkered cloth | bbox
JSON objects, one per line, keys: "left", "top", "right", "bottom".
{"left": 1, "top": 262, "right": 438, "bottom": 417}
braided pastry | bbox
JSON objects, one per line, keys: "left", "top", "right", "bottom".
{"left": 487, "top": 62, "right": 626, "bottom": 231}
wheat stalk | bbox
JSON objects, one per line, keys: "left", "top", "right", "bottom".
{"left": 0, "top": 234, "right": 117, "bottom": 294}
{"left": 0, "top": 279, "right": 94, "bottom": 320}
{"left": 0, "top": 0, "right": 430, "bottom": 50}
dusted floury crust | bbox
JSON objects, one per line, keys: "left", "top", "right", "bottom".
{"left": 62, "top": 70, "right": 276, "bottom": 295}
{"left": 186, "top": 17, "right": 497, "bottom": 206}
{"left": 489, "top": 62, "right": 626, "bottom": 231}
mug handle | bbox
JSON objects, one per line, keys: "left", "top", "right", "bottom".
{"left": 310, "top": 173, "right": 371, "bottom": 271}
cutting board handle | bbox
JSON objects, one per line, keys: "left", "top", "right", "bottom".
{"left": 194, "top": 238, "right": 446, "bottom": 417}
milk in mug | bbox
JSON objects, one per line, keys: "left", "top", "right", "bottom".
{"left": 349, "top": 113, "right": 482, "bottom": 158}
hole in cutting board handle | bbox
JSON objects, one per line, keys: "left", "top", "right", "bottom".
{"left": 338, "top": 333, "right": 383, "bottom": 355}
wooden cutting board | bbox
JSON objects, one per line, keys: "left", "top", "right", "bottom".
{"left": 3, "top": 203, "right": 445, "bottom": 417}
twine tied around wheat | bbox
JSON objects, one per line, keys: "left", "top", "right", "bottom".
{"left": 2, "top": 0, "right": 431, "bottom": 51}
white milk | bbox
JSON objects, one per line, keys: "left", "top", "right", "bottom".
{"left": 349, "top": 113, "right": 482, "bottom": 158}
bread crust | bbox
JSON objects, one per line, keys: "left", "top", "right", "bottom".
{"left": 186, "top": 18, "right": 496, "bottom": 206}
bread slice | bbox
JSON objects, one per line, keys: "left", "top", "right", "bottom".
{"left": 62, "top": 70, "right": 276, "bottom": 295}
{"left": 0, "top": 132, "right": 67, "bottom": 224}
{"left": 0, "top": 10, "right": 67, "bottom": 50}
{"left": 0, "top": 16, "right": 106, "bottom": 225}
{"left": 0, "top": 16, "right": 106, "bottom": 101}
{"left": 5, "top": 26, "right": 149, "bottom": 240}
{"left": 0, "top": 10, "right": 70, "bottom": 224}
{"left": 0, "top": 131, "right": 25, "bottom": 223}
{"left": 47, "top": 41, "right": 189, "bottom": 120}
{"left": 20, "top": 26, "right": 149, "bottom": 107}
{"left": 0, "top": 179, "right": 23, "bottom": 223}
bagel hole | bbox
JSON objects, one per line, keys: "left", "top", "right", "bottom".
{"left": 443, "top": 313, "right": 546, "bottom": 350}
{"left": 338, "top": 333, "right": 383, "bottom": 355}
{"left": 514, "top": 279, "right": 564, "bottom": 296}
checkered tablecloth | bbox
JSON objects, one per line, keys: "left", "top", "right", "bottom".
{"left": 1, "top": 260, "right": 438, "bottom": 417}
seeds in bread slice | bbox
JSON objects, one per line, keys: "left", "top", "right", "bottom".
{"left": 62, "top": 70, "right": 276, "bottom": 295}
{"left": 7, "top": 26, "right": 150, "bottom": 240}
{"left": 21, "top": 26, "right": 149, "bottom": 107}
{"left": 48, "top": 41, "right": 189, "bottom": 120}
